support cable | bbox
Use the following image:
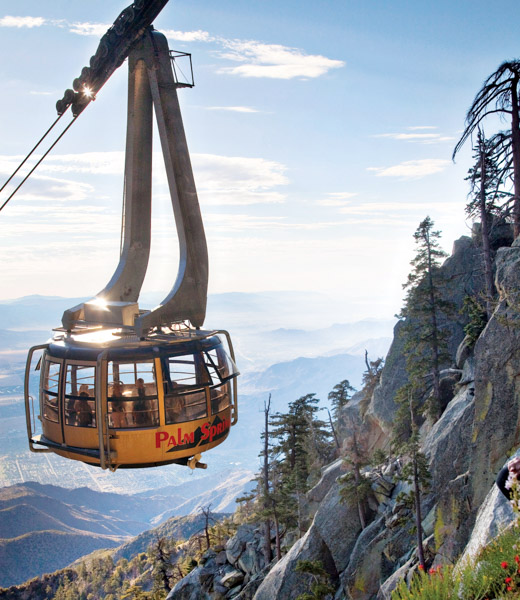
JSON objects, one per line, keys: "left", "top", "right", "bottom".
{"left": 0, "top": 115, "right": 78, "bottom": 213}
{"left": 0, "top": 113, "right": 65, "bottom": 196}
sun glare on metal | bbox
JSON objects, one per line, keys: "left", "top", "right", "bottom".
{"left": 88, "top": 297, "right": 108, "bottom": 310}
{"left": 83, "top": 86, "right": 94, "bottom": 98}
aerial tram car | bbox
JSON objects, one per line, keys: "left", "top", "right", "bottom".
{"left": 20, "top": 0, "right": 239, "bottom": 471}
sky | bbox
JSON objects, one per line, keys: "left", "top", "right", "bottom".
{"left": 0, "top": 0, "right": 519, "bottom": 322}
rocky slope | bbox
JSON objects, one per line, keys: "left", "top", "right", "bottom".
{"left": 166, "top": 227, "right": 520, "bottom": 600}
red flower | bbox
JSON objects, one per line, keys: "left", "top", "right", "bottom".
{"left": 508, "top": 586, "right": 513, "bottom": 592}
{"left": 515, "top": 555, "right": 520, "bottom": 565}
{"left": 501, "top": 561, "right": 509, "bottom": 569}
{"left": 505, "top": 577, "right": 512, "bottom": 583}
{"left": 418, "top": 565, "right": 424, "bottom": 570}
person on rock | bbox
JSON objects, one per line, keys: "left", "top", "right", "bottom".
{"left": 496, "top": 455, "right": 520, "bottom": 501}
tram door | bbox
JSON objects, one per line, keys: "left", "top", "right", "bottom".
{"left": 62, "top": 362, "right": 98, "bottom": 449}
{"left": 40, "top": 356, "right": 64, "bottom": 445}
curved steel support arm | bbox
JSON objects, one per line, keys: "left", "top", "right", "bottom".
{"left": 63, "top": 30, "right": 208, "bottom": 334}
{"left": 135, "top": 31, "right": 208, "bottom": 334}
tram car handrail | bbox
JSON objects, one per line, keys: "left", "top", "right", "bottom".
{"left": 25, "top": 343, "right": 51, "bottom": 454}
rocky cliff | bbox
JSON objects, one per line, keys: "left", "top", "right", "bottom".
{"left": 166, "top": 226, "right": 520, "bottom": 600}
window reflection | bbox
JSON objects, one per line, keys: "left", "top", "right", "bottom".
{"left": 210, "top": 384, "right": 231, "bottom": 415}
{"left": 165, "top": 389, "right": 207, "bottom": 424}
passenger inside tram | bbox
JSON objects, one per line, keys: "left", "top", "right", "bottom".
{"left": 133, "top": 377, "right": 149, "bottom": 426}
{"left": 109, "top": 381, "right": 128, "bottom": 427}
{"left": 75, "top": 387, "right": 93, "bottom": 427}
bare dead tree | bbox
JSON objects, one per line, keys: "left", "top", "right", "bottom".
{"left": 261, "top": 394, "right": 273, "bottom": 564}
{"left": 326, "top": 408, "right": 340, "bottom": 450}
{"left": 198, "top": 505, "right": 214, "bottom": 550}
{"left": 453, "top": 61, "right": 520, "bottom": 237}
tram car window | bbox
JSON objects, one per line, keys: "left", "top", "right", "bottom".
{"left": 42, "top": 361, "right": 60, "bottom": 423}
{"left": 108, "top": 361, "right": 159, "bottom": 428}
{"left": 65, "top": 365, "right": 96, "bottom": 427}
{"left": 163, "top": 354, "right": 208, "bottom": 423}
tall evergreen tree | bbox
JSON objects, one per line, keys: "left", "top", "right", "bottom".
{"left": 328, "top": 379, "right": 355, "bottom": 421}
{"left": 269, "top": 393, "right": 332, "bottom": 536}
{"left": 147, "top": 536, "right": 177, "bottom": 596}
{"left": 398, "top": 217, "right": 453, "bottom": 419}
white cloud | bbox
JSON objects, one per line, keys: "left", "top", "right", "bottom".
{"left": 206, "top": 106, "right": 260, "bottom": 113}
{"left": 30, "top": 91, "right": 53, "bottom": 96}
{"left": 0, "top": 17, "right": 342, "bottom": 82}
{"left": 367, "top": 159, "right": 451, "bottom": 179}
{"left": 338, "top": 200, "right": 454, "bottom": 215}
{"left": 192, "top": 154, "right": 289, "bottom": 205}
{"left": 1, "top": 175, "right": 96, "bottom": 207}
{"left": 217, "top": 39, "right": 344, "bottom": 79}
{"left": 163, "top": 29, "right": 212, "bottom": 42}
{"left": 205, "top": 213, "right": 341, "bottom": 233}
{"left": 318, "top": 192, "right": 358, "bottom": 206}
{"left": 0, "top": 151, "right": 288, "bottom": 207}
{"left": 68, "top": 21, "right": 110, "bottom": 36}
{"left": 407, "top": 126, "right": 438, "bottom": 131}
{"left": 0, "top": 152, "right": 125, "bottom": 178}
{"left": 0, "top": 16, "right": 45, "bottom": 28}
{"left": 374, "top": 132, "right": 454, "bottom": 143}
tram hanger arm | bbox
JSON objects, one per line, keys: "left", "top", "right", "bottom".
{"left": 56, "top": 0, "right": 171, "bottom": 117}
{"left": 62, "top": 29, "right": 209, "bottom": 334}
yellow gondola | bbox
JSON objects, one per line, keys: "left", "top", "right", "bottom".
{"left": 23, "top": 2, "right": 239, "bottom": 470}
{"left": 26, "top": 326, "right": 238, "bottom": 470}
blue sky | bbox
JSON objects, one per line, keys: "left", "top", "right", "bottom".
{"left": 0, "top": 0, "right": 518, "bottom": 321}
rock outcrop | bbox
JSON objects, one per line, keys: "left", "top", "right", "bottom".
{"left": 166, "top": 525, "right": 270, "bottom": 600}
{"left": 169, "top": 227, "right": 520, "bottom": 600}
{"left": 365, "top": 234, "right": 483, "bottom": 438}
{"left": 248, "top": 229, "right": 520, "bottom": 599}
{"left": 469, "top": 239, "right": 520, "bottom": 509}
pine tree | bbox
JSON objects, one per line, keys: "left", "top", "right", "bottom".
{"left": 269, "top": 394, "right": 332, "bottom": 536}
{"left": 147, "top": 536, "right": 177, "bottom": 595}
{"left": 398, "top": 217, "right": 453, "bottom": 419}
{"left": 328, "top": 379, "right": 355, "bottom": 421}
{"left": 294, "top": 560, "right": 335, "bottom": 600}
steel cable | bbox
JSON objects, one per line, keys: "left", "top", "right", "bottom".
{"left": 0, "top": 113, "right": 65, "bottom": 194}
{"left": 0, "top": 114, "right": 78, "bottom": 213}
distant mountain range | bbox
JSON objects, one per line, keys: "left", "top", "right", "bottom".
{"left": 0, "top": 476, "right": 254, "bottom": 588}
{"left": 0, "top": 495, "right": 232, "bottom": 595}
{"left": 0, "top": 484, "right": 144, "bottom": 587}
